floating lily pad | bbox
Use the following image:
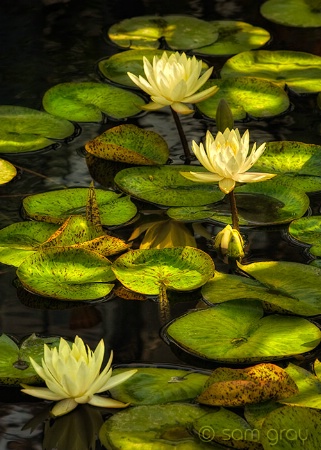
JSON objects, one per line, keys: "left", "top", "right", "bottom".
{"left": 0, "top": 334, "right": 61, "bottom": 386}
{"left": 221, "top": 50, "right": 321, "bottom": 94}
{"left": 114, "top": 165, "right": 225, "bottom": 207}
{"left": 22, "top": 188, "right": 137, "bottom": 226}
{"left": 107, "top": 15, "right": 218, "bottom": 50}
{"left": 85, "top": 124, "right": 169, "bottom": 165}
{"left": 197, "top": 77, "right": 289, "bottom": 120}
{"left": 289, "top": 216, "right": 321, "bottom": 257}
{"left": 194, "top": 21, "right": 270, "bottom": 56}
{"left": 0, "top": 159, "right": 16, "bottom": 184}
{"left": 163, "top": 300, "right": 321, "bottom": 363}
{"left": 42, "top": 82, "right": 146, "bottom": 122}
{"left": 99, "top": 403, "right": 217, "bottom": 450}
{"left": 109, "top": 366, "right": 209, "bottom": 405}
{"left": 261, "top": 0, "right": 321, "bottom": 27}
{"left": 0, "top": 105, "right": 75, "bottom": 153}
{"left": 0, "top": 221, "right": 59, "bottom": 267}
{"left": 16, "top": 247, "right": 115, "bottom": 301}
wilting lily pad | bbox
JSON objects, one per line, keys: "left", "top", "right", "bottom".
{"left": 0, "top": 334, "right": 61, "bottom": 386}
{"left": 0, "top": 159, "right": 16, "bottom": 184}
{"left": 289, "top": 216, "right": 321, "bottom": 257}
{"left": 42, "top": 82, "right": 146, "bottom": 122}
{"left": 0, "top": 105, "right": 75, "bottom": 153}
{"left": 109, "top": 366, "right": 209, "bottom": 405}
{"left": 17, "top": 247, "right": 115, "bottom": 301}
{"left": 107, "top": 15, "right": 218, "bottom": 50}
{"left": 99, "top": 403, "right": 217, "bottom": 450}
{"left": 202, "top": 268, "right": 321, "bottom": 316}
{"left": 221, "top": 50, "right": 321, "bottom": 94}
{"left": 194, "top": 21, "right": 270, "bottom": 55}
{"left": 22, "top": 188, "right": 137, "bottom": 226}
{"left": 197, "top": 77, "right": 289, "bottom": 120}
{"left": 261, "top": 0, "right": 321, "bottom": 27}
{"left": 114, "top": 165, "right": 225, "bottom": 207}
{"left": 0, "top": 221, "right": 59, "bottom": 267}
{"left": 163, "top": 300, "right": 321, "bottom": 363}
{"left": 85, "top": 124, "right": 169, "bottom": 165}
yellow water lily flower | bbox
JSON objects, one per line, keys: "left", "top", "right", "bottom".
{"left": 21, "top": 336, "right": 136, "bottom": 417}
{"left": 181, "top": 128, "right": 276, "bottom": 193}
{"left": 127, "top": 51, "right": 218, "bottom": 114}
{"left": 214, "top": 224, "right": 245, "bottom": 260}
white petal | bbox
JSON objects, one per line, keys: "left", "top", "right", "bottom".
{"left": 235, "top": 172, "right": 276, "bottom": 183}
{"left": 51, "top": 399, "right": 78, "bottom": 417}
{"left": 89, "top": 395, "right": 129, "bottom": 408}
{"left": 100, "top": 369, "right": 137, "bottom": 393}
{"left": 184, "top": 85, "right": 219, "bottom": 104}
{"left": 21, "top": 385, "right": 64, "bottom": 401}
{"left": 170, "top": 102, "right": 194, "bottom": 114}
{"left": 180, "top": 171, "right": 223, "bottom": 182}
{"left": 219, "top": 178, "right": 236, "bottom": 193}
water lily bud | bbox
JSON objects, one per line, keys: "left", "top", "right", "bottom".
{"left": 215, "top": 99, "right": 234, "bottom": 132}
{"left": 214, "top": 225, "right": 245, "bottom": 260}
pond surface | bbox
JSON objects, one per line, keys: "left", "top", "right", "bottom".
{"left": 1, "top": 0, "right": 321, "bottom": 448}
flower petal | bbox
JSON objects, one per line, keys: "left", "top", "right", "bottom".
{"left": 51, "top": 399, "right": 78, "bottom": 417}
{"left": 88, "top": 395, "right": 129, "bottom": 408}
{"left": 180, "top": 171, "right": 223, "bottom": 182}
{"left": 219, "top": 178, "right": 236, "bottom": 194}
{"left": 21, "top": 385, "right": 64, "bottom": 401}
{"left": 235, "top": 172, "right": 276, "bottom": 183}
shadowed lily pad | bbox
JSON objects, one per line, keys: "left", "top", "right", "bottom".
{"left": 42, "top": 82, "right": 146, "bottom": 122}
{"left": 163, "top": 300, "right": 321, "bottom": 363}
{"left": 0, "top": 105, "right": 75, "bottom": 153}
{"left": 17, "top": 247, "right": 115, "bottom": 301}
{"left": 194, "top": 21, "right": 270, "bottom": 56}
{"left": 114, "top": 165, "right": 225, "bottom": 207}
{"left": 197, "top": 77, "right": 289, "bottom": 120}
{"left": 0, "top": 334, "right": 61, "bottom": 386}
{"left": 0, "top": 159, "right": 16, "bottom": 184}
{"left": 261, "top": 0, "right": 321, "bottom": 27}
{"left": 85, "top": 124, "right": 169, "bottom": 165}
{"left": 221, "top": 50, "right": 321, "bottom": 94}
{"left": 289, "top": 216, "right": 321, "bottom": 257}
{"left": 22, "top": 188, "right": 137, "bottom": 226}
{"left": 107, "top": 15, "right": 218, "bottom": 50}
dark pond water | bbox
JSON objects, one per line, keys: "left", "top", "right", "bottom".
{"left": 1, "top": 0, "right": 321, "bottom": 448}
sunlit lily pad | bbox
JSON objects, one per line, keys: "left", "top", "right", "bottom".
{"left": 114, "top": 165, "right": 225, "bottom": 207}
{"left": 85, "top": 124, "right": 169, "bottom": 165}
{"left": 109, "top": 366, "right": 209, "bottom": 405}
{"left": 289, "top": 216, "right": 321, "bottom": 257}
{"left": 194, "top": 21, "right": 270, "bottom": 56}
{"left": 168, "top": 177, "right": 309, "bottom": 226}
{"left": 0, "top": 105, "right": 75, "bottom": 153}
{"left": 163, "top": 300, "right": 321, "bottom": 363}
{"left": 0, "top": 334, "right": 61, "bottom": 386}
{"left": 0, "top": 159, "right": 17, "bottom": 184}
{"left": 22, "top": 188, "right": 137, "bottom": 226}
{"left": 261, "top": 0, "right": 321, "bottom": 27}
{"left": 99, "top": 403, "right": 217, "bottom": 450}
{"left": 16, "top": 247, "right": 115, "bottom": 301}
{"left": 0, "top": 221, "right": 59, "bottom": 267}
{"left": 42, "top": 82, "right": 146, "bottom": 122}
{"left": 197, "top": 77, "right": 289, "bottom": 120}
{"left": 221, "top": 50, "right": 321, "bottom": 94}
{"left": 107, "top": 15, "right": 218, "bottom": 50}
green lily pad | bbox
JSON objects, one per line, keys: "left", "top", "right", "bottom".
{"left": 0, "top": 105, "right": 75, "bottom": 154}
{"left": 85, "top": 124, "right": 169, "bottom": 165}
{"left": 261, "top": 0, "right": 321, "bottom": 27}
{"left": 197, "top": 77, "right": 289, "bottom": 120}
{"left": 261, "top": 405, "right": 321, "bottom": 449}
{"left": 163, "top": 300, "right": 321, "bottom": 363}
{"left": 0, "top": 221, "right": 59, "bottom": 267}
{"left": 289, "top": 216, "right": 321, "bottom": 257}
{"left": 22, "top": 188, "right": 137, "bottom": 226}
{"left": 107, "top": 15, "right": 218, "bottom": 50}
{"left": 194, "top": 20, "right": 271, "bottom": 56}
{"left": 0, "top": 159, "right": 16, "bottom": 184}
{"left": 221, "top": 50, "right": 321, "bottom": 94}
{"left": 0, "top": 334, "right": 61, "bottom": 386}
{"left": 16, "top": 247, "right": 115, "bottom": 301}
{"left": 114, "top": 165, "right": 225, "bottom": 207}
{"left": 168, "top": 177, "right": 309, "bottom": 226}
{"left": 99, "top": 403, "right": 218, "bottom": 450}
{"left": 42, "top": 82, "right": 146, "bottom": 122}
{"left": 109, "top": 366, "right": 209, "bottom": 405}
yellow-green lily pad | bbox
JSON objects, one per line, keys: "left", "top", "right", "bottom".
{"left": 221, "top": 50, "right": 321, "bottom": 94}
{"left": 289, "top": 216, "right": 321, "bottom": 257}
{"left": 42, "top": 82, "right": 146, "bottom": 122}
{"left": 261, "top": 0, "right": 321, "bottom": 27}
{"left": 0, "top": 159, "right": 17, "bottom": 184}
{"left": 85, "top": 124, "right": 169, "bottom": 165}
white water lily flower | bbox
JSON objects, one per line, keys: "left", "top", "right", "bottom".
{"left": 127, "top": 51, "right": 218, "bottom": 114}
{"left": 21, "top": 336, "right": 136, "bottom": 417}
{"left": 181, "top": 128, "right": 276, "bottom": 193}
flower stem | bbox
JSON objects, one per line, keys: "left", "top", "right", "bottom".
{"left": 228, "top": 189, "right": 239, "bottom": 231}
{"left": 170, "top": 107, "right": 192, "bottom": 164}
